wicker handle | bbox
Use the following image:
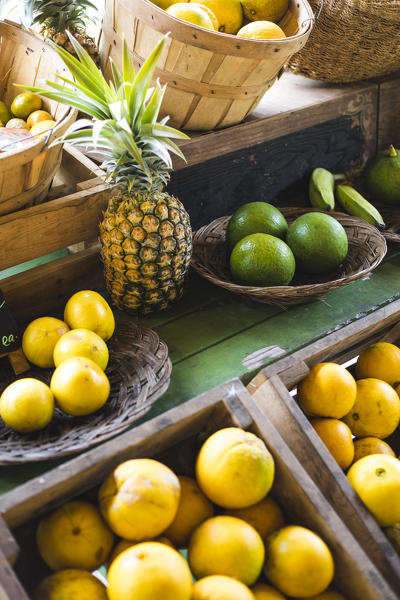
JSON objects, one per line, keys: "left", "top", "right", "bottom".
{"left": 301, "top": 0, "right": 324, "bottom": 28}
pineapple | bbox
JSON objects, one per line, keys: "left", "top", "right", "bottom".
{"left": 23, "top": 33, "right": 192, "bottom": 315}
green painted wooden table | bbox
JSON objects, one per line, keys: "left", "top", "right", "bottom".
{"left": 1, "top": 244, "right": 400, "bottom": 496}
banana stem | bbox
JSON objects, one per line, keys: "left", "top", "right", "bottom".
{"left": 389, "top": 145, "right": 397, "bottom": 158}
{"left": 333, "top": 173, "right": 347, "bottom": 182}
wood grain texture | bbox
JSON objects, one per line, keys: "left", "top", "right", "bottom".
{"left": 0, "top": 516, "right": 18, "bottom": 565}
{"left": 0, "top": 549, "right": 29, "bottom": 600}
{"left": 378, "top": 76, "right": 400, "bottom": 150}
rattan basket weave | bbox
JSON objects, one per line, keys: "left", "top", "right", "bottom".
{"left": 191, "top": 208, "right": 387, "bottom": 307}
{"left": 288, "top": 0, "right": 400, "bottom": 83}
{"left": 0, "top": 321, "right": 171, "bottom": 464}
{"left": 0, "top": 21, "right": 77, "bottom": 216}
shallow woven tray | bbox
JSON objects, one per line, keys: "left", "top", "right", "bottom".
{"left": 191, "top": 208, "right": 387, "bottom": 307}
{"left": 0, "top": 321, "right": 171, "bottom": 464}
{"left": 376, "top": 206, "right": 400, "bottom": 244}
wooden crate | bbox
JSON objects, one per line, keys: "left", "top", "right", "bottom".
{"left": 0, "top": 145, "right": 110, "bottom": 324}
{"left": 248, "top": 299, "right": 400, "bottom": 592}
{"left": 0, "top": 379, "right": 397, "bottom": 599}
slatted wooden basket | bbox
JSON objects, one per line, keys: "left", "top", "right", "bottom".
{"left": 99, "top": 0, "right": 314, "bottom": 130}
{"left": 0, "top": 21, "right": 77, "bottom": 216}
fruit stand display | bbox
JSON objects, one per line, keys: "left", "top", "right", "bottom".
{"left": 0, "top": 380, "right": 398, "bottom": 599}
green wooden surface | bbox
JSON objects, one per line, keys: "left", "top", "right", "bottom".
{"left": 1, "top": 245, "right": 400, "bottom": 495}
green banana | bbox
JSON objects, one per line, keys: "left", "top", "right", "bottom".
{"left": 309, "top": 168, "right": 336, "bottom": 211}
{"left": 336, "top": 183, "right": 385, "bottom": 229}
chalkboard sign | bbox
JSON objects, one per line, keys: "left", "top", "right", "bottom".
{"left": 0, "top": 288, "right": 20, "bottom": 355}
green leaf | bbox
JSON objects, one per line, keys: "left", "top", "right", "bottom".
{"left": 141, "top": 84, "right": 166, "bottom": 125}
{"left": 122, "top": 36, "right": 136, "bottom": 85}
{"left": 109, "top": 58, "right": 123, "bottom": 91}
{"left": 139, "top": 123, "right": 190, "bottom": 140}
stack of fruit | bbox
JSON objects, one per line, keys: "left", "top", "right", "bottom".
{"left": 152, "top": 0, "right": 289, "bottom": 40}
{"left": 296, "top": 342, "right": 400, "bottom": 553}
{"left": 0, "top": 91, "right": 56, "bottom": 137}
{"left": 226, "top": 202, "right": 348, "bottom": 287}
{"left": 29, "top": 426, "right": 347, "bottom": 600}
{"left": 0, "top": 291, "right": 115, "bottom": 433}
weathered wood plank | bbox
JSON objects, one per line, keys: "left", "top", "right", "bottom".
{"left": 0, "top": 549, "right": 30, "bottom": 600}
{"left": 378, "top": 76, "right": 400, "bottom": 150}
{"left": 0, "top": 516, "right": 18, "bottom": 565}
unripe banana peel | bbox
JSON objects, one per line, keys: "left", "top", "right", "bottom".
{"left": 336, "top": 184, "right": 386, "bottom": 230}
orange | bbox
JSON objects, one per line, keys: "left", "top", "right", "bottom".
{"left": 11, "top": 92, "right": 42, "bottom": 119}
{"left": 33, "top": 570, "right": 108, "bottom": 600}
{"left": 189, "top": 0, "right": 243, "bottom": 34}
{"left": 109, "top": 536, "right": 174, "bottom": 564}
{"left": 29, "top": 119, "right": 57, "bottom": 137}
{"left": 36, "top": 501, "right": 114, "bottom": 571}
{"left": 98, "top": 458, "right": 180, "bottom": 540}
{"left": 53, "top": 328, "right": 109, "bottom": 371}
{"left": 225, "top": 496, "right": 285, "bottom": 542}
{"left": 188, "top": 515, "right": 265, "bottom": 585}
{"left": 237, "top": 21, "right": 286, "bottom": 39}
{"left": 107, "top": 542, "right": 192, "bottom": 600}
{"left": 301, "top": 592, "right": 347, "bottom": 600}
{"left": 64, "top": 290, "right": 115, "bottom": 341}
{"left": 264, "top": 526, "right": 334, "bottom": 598}
{"left": 352, "top": 437, "right": 395, "bottom": 464}
{"left": 298, "top": 363, "right": 357, "bottom": 418}
{"left": 191, "top": 3, "right": 219, "bottom": 29}
{"left": 355, "top": 342, "right": 400, "bottom": 385}
{"left": 27, "top": 109, "right": 53, "bottom": 129}
{"left": 0, "top": 378, "right": 54, "bottom": 433}
{"left": 5, "top": 118, "right": 28, "bottom": 129}
{"left": 342, "top": 378, "right": 400, "bottom": 438}
{"left": 347, "top": 454, "right": 400, "bottom": 526}
{"left": 192, "top": 576, "right": 255, "bottom": 600}
{"left": 241, "top": 0, "right": 288, "bottom": 22}
{"left": 252, "top": 583, "right": 286, "bottom": 599}
{"left": 166, "top": 3, "right": 215, "bottom": 29}
{"left": 165, "top": 475, "right": 214, "bottom": 547}
{"left": 0, "top": 100, "right": 11, "bottom": 125}
{"left": 22, "top": 316, "right": 70, "bottom": 368}
{"left": 310, "top": 418, "right": 354, "bottom": 470}
{"left": 196, "top": 427, "right": 275, "bottom": 508}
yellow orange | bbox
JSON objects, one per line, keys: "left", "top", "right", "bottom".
{"left": 166, "top": 3, "right": 215, "bottom": 29}
{"left": 310, "top": 418, "right": 354, "bottom": 470}
{"left": 11, "top": 91, "right": 42, "bottom": 119}
{"left": 225, "top": 496, "right": 285, "bottom": 542}
{"left": 109, "top": 536, "right": 174, "bottom": 564}
{"left": 355, "top": 342, "right": 400, "bottom": 385}
{"left": 298, "top": 363, "right": 357, "bottom": 418}
{"left": 27, "top": 109, "right": 53, "bottom": 129}
{"left": 252, "top": 583, "right": 286, "bottom": 599}
{"left": 189, "top": 0, "right": 243, "bottom": 34}
{"left": 192, "top": 575, "right": 255, "bottom": 600}
{"left": 342, "top": 378, "right": 400, "bottom": 439}
{"left": 191, "top": 3, "right": 219, "bottom": 29}
{"left": 241, "top": 0, "right": 288, "bottom": 23}
{"left": 5, "top": 118, "right": 28, "bottom": 129}
{"left": 22, "top": 316, "right": 70, "bottom": 368}
{"left": 53, "top": 328, "right": 109, "bottom": 371}
{"left": 196, "top": 427, "right": 275, "bottom": 508}
{"left": 29, "top": 119, "right": 57, "bottom": 137}
{"left": 301, "top": 592, "right": 347, "bottom": 600}
{"left": 237, "top": 21, "right": 286, "bottom": 39}
{"left": 64, "top": 290, "right": 115, "bottom": 341}
{"left": 33, "top": 570, "right": 108, "bottom": 600}
{"left": 352, "top": 437, "right": 396, "bottom": 464}
{"left": 0, "top": 378, "right": 54, "bottom": 433}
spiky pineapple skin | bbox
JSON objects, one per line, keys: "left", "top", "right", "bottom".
{"left": 100, "top": 191, "right": 192, "bottom": 315}
{"left": 50, "top": 29, "right": 100, "bottom": 66}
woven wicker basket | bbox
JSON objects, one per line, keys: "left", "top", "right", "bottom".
{"left": 0, "top": 21, "right": 77, "bottom": 216}
{"left": 191, "top": 208, "right": 387, "bottom": 307}
{"left": 99, "top": 0, "right": 314, "bottom": 131}
{"left": 288, "top": 0, "right": 400, "bottom": 83}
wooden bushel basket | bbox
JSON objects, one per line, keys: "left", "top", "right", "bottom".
{"left": 99, "top": 0, "right": 314, "bottom": 130}
{"left": 0, "top": 21, "right": 77, "bottom": 216}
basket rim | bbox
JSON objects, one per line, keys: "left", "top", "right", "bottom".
{"left": 0, "top": 20, "right": 77, "bottom": 167}
{"left": 191, "top": 209, "right": 387, "bottom": 296}
{"left": 134, "top": 0, "right": 314, "bottom": 46}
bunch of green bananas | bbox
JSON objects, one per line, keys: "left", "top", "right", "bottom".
{"left": 309, "top": 167, "right": 385, "bottom": 230}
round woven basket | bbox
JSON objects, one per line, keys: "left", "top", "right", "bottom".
{"left": 0, "top": 321, "right": 171, "bottom": 464}
{"left": 99, "top": 0, "right": 314, "bottom": 130}
{"left": 191, "top": 208, "right": 387, "bottom": 307}
{"left": 288, "top": 0, "right": 400, "bottom": 83}
{"left": 0, "top": 21, "right": 77, "bottom": 216}
{"left": 376, "top": 206, "right": 400, "bottom": 244}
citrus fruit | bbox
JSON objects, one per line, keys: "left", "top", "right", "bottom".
{"left": 188, "top": 515, "right": 265, "bottom": 585}
{"left": 27, "top": 109, "right": 53, "bottom": 129}
{"left": 0, "top": 121, "right": 4, "bottom": 127}
{"left": 98, "top": 458, "right": 181, "bottom": 540}
{"left": 11, "top": 92, "right": 42, "bottom": 119}
{"left": 165, "top": 475, "right": 214, "bottom": 547}
{"left": 286, "top": 212, "right": 348, "bottom": 275}
{"left": 353, "top": 437, "right": 396, "bottom": 464}
{"left": 152, "top": 0, "right": 188, "bottom": 8}
{"left": 230, "top": 233, "right": 295, "bottom": 286}
{"left": 5, "top": 118, "right": 28, "bottom": 129}
{"left": 237, "top": 21, "right": 286, "bottom": 39}
{"left": 166, "top": 3, "right": 215, "bottom": 29}
{"left": 53, "top": 328, "right": 109, "bottom": 371}
{"left": 109, "top": 536, "right": 174, "bottom": 564}
{"left": 107, "top": 542, "right": 192, "bottom": 600}
{"left": 192, "top": 575, "right": 255, "bottom": 600}
{"left": 301, "top": 592, "right": 347, "bottom": 600}
{"left": 36, "top": 501, "right": 114, "bottom": 571}
{"left": 189, "top": 0, "right": 243, "bottom": 33}
{"left": 310, "top": 418, "right": 354, "bottom": 470}
{"left": 241, "top": 0, "right": 288, "bottom": 23}
{"left": 64, "top": 290, "right": 115, "bottom": 341}
{"left": 22, "top": 316, "right": 70, "bottom": 368}
{"left": 226, "top": 202, "right": 288, "bottom": 250}
{"left": 50, "top": 356, "right": 110, "bottom": 415}
{"left": 0, "top": 378, "right": 54, "bottom": 433}
{"left": 196, "top": 427, "right": 275, "bottom": 508}
{"left": 264, "top": 525, "right": 334, "bottom": 597}
{"left": 365, "top": 145, "right": 400, "bottom": 206}
{"left": 33, "top": 569, "right": 108, "bottom": 600}
{"left": 342, "top": 378, "right": 400, "bottom": 438}
{"left": 30, "top": 119, "right": 57, "bottom": 136}
{"left": 355, "top": 342, "right": 400, "bottom": 386}
{"left": 191, "top": 3, "right": 219, "bottom": 28}
{"left": 0, "top": 100, "right": 11, "bottom": 125}
{"left": 297, "top": 363, "right": 357, "bottom": 418}
{"left": 385, "top": 522, "right": 400, "bottom": 554}
{"left": 225, "top": 496, "right": 285, "bottom": 542}
{"left": 347, "top": 454, "right": 400, "bottom": 526}
{"left": 252, "top": 583, "right": 286, "bottom": 599}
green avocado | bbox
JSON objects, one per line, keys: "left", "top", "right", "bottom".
{"left": 365, "top": 145, "right": 400, "bottom": 206}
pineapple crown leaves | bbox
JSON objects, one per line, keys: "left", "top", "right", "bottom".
{"left": 18, "top": 0, "right": 97, "bottom": 32}
{"left": 18, "top": 32, "right": 189, "bottom": 190}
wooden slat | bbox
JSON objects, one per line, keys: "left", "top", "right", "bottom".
{"left": 0, "top": 516, "right": 18, "bottom": 566}
{"left": 0, "top": 549, "right": 30, "bottom": 600}
{"left": 378, "top": 75, "right": 400, "bottom": 150}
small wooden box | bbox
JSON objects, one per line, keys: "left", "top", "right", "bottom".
{"left": 0, "top": 379, "right": 397, "bottom": 599}
{"left": 248, "top": 299, "right": 400, "bottom": 592}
